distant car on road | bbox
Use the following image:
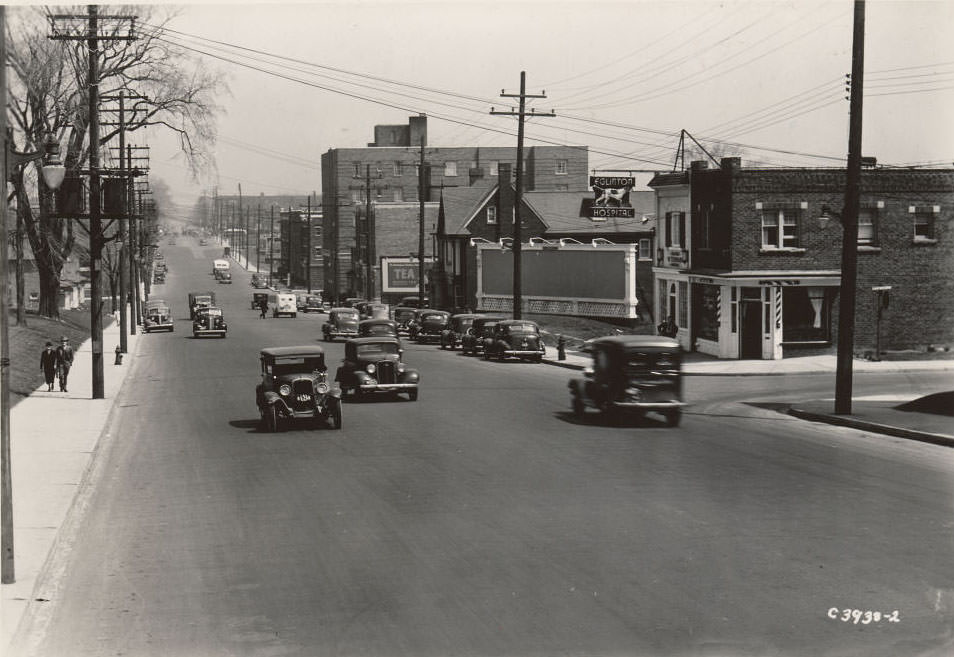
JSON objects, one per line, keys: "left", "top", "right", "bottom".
{"left": 199, "top": 238, "right": 208, "bottom": 246}
{"left": 321, "top": 307, "right": 359, "bottom": 341}
{"left": 188, "top": 291, "right": 215, "bottom": 320}
{"left": 335, "top": 337, "right": 419, "bottom": 401}
{"left": 408, "top": 309, "right": 449, "bottom": 344}
{"left": 303, "top": 295, "right": 324, "bottom": 313}
{"left": 461, "top": 315, "right": 507, "bottom": 356}
{"left": 398, "top": 295, "right": 429, "bottom": 309}
{"left": 484, "top": 319, "right": 546, "bottom": 362}
{"left": 440, "top": 313, "right": 480, "bottom": 350}
{"left": 270, "top": 292, "right": 297, "bottom": 318}
{"left": 568, "top": 335, "right": 684, "bottom": 427}
{"left": 250, "top": 273, "right": 270, "bottom": 288}
{"left": 358, "top": 318, "right": 399, "bottom": 339}
{"left": 144, "top": 303, "right": 174, "bottom": 332}
{"left": 192, "top": 306, "right": 227, "bottom": 338}
{"left": 214, "top": 269, "right": 232, "bottom": 284}
{"left": 256, "top": 346, "right": 342, "bottom": 432}
{"left": 392, "top": 306, "right": 416, "bottom": 335}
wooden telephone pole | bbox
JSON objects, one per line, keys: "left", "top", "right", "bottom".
{"left": 491, "top": 72, "right": 555, "bottom": 319}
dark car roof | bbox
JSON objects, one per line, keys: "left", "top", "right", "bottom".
{"left": 449, "top": 313, "right": 481, "bottom": 320}
{"left": 329, "top": 307, "right": 359, "bottom": 314}
{"left": 589, "top": 335, "right": 681, "bottom": 350}
{"left": 360, "top": 318, "right": 396, "bottom": 326}
{"left": 497, "top": 319, "right": 540, "bottom": 328}
{"left": 473, "top": 315, "right": 507, "bottom": 324}
{"left": 346, "top": 336, "right": 401, "bottom": 346}
{"left": 261, "top": 345, "right": 327, "bottom": 358}
{"left": 393, "top": 306, "right": 416, "bottom": 312}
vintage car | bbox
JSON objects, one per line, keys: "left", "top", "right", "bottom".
{"left": 270, "top": 291, "right": 297, "bottom": 318}
{"left": 192, "top": 306, "right": 227, "bottom": 338}
{"left": 256, "top": 346, "right": 342, "bottom": 431}
{"left": 398, "top": 295, "right": 429, "bottom": 309}
{"left": 367, "top": 303, "right": 389, "bottom": 320}
{"left": 568, "top": 336, "right": 684, "bottom": 427}
{"left": 335, "top": 337, "right": 419, "bottom": 401}
{"left": 250, "top": 273, "right": 269, "bottom": 288}
{"left": 460, "top": 315, "right": 507, "bottom": 356}
{"left": 321, "top": 307, "right": 360, "bottom": 341}
{"left": 214, "top": 269, "right": 232, "bottom": 284}
{"left": 440, "top": 313, "right": 480, "bottom": 350}
{"left": 154, "top": 270, "right": 166, "bottom": 284}
{"left": 354, "top": 301, "right": 372, "bottom": 319}
{"left": 199, "top": 237, "right": 208, "bottom": 246}
{"left": 484, "top": 319, "right": 546, "bottom": 362}
{"left": 143, "top": 302, "right": 174, "bottom": 332}
{"left": 251, "top": 291, "right": 269, "bottom": 310}
{"left": 392, "top": 306, "right": 417, "bottom": 335}
{"left": 212, "top": 258, "right": 229, "bottom": 276}
{"left": 303, "top": 295, "right": 324, "bottom": 313}
{"left": 342, "top": 297, "right": 363, "bottom": 309}
{"left": 292, "top": 290, "right": 309, "bottom": 312}
{"left": 408, "top": 309, "right": 449, "bottom": 344}
{"left": 188, "top": 291, "right": 215, "bottom": 320}
{"left": 358, "top": 318, "right": 399, "bottom": 339}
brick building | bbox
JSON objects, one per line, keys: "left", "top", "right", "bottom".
{"left": 279, "top": 208, "right": 322, "bottom": 290}
{"left": 650, "top": 158, "right": 954, "bottom": 359}
{"left": 320, "top": 115, "right": 588, "bottom": 301}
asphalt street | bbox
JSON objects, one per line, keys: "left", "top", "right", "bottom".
{"left": 19, "top": 240, "right": 954, "bottom": 657}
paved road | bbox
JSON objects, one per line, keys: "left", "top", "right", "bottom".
{"left": 22, "top": 241, "right": 954, "bottom": 657}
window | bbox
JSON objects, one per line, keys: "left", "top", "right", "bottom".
{"left": 352, "top": 163, "right": 361, "bottom": 177}
{"left": 664, "top": 213, "right": 672, "bottom": 247}
{"left": 351, "top": 190, "right": 363, "bottom": 203}
{"left": 911, "top": 206, "right": 938, "bottom": 240}
{"left": 488, "top": 161, "right": 499, "bottom": 176}
{"left": 761, "top": 208, "right": 799, "bottom": 248}
{"left": 555, "top": 184, "right": 568, "bottom": 192}
{"left": 394, "top": 162, "right": 402, "bottom": 177}
{"left": 444, "top": 161, "right": 458, "bottom": 176}
{"left": 393, "top": 188, "right": 403, "bottom": 202}
{"left": 556, "top": 159, "right": 567, "bottom": 175}
{"left": 313, "top": 246, "right": 321, "bottom": 257}
{"left": 487, "top": 206, "right": 497, "bottom": 224}
{"left": 857, "top": 208, "right": 876, "bottom": 244}
{"left": 782, "top": 287, "right": 829, "bottom": 342}
{"left": 665, "top": 212, "right": 685, "bottom": 247}
{"left": 638, "top": 239, "right": 651, "bottom": 260}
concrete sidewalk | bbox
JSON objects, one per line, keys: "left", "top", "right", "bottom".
{"left": 2, "top": 316, "right": 140, "bottom": 654}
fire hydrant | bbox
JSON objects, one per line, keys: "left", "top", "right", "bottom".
{"left": 557, "top": 335, "right": 566, "bottom": 361}
{"left": 114, "top": 345, "right": 123, "bottom": 365}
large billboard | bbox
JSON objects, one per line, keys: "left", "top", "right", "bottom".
{"left": 586, "top": 176, "right": 636, "bottom": 219}
{"left": 381, "top": 256, "right": 434, "bottom": 293}
{"left": 476, "top": 243, "right": 640, "bottom": 318}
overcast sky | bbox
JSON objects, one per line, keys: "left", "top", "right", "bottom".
{"left": 134, "top": 0, "right": 954, "bottom": 220}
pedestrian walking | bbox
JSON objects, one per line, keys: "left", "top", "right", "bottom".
{"left": 258, "top": 298, "right": 268, "bottom": 319}
{"left": 56, "top": 336, "right": 75, "bottom": 392}
{"left": 40, "top": 341, "right": 58, "bottom": 391}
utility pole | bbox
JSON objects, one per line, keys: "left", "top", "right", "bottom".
{"left": 365, "top": 165, "right": 372, "bottom": 300}
{"left": 117, "top": 92, "right": 128, "bottom": 353}
{"left": 269, "top": 205, "right": 275, "bottom": 285}
{"left": 491, "top": 72, "right": 555, "bottom": 319}
{"left": 834, "top": 0, "right": 866, "bottom": 415}
{"left": 245, "top": 206, "right": 250, "bottom": 270}
{"left": 237, "top": 183, "right": 243, "bottom": 264}
{"left": 256, "top": 204, "right": 261, "bottom": 274}
{"left": 128, "top": 144, "right": 137, "bottom": 333}
{"left": 306, "top": 195, "right": 312, "bottom": 293}
{"left": 87, "top": 5, "right": 105, "bottom": 398}
{"left": 418, "top": 138, "right": 426, "bottom": 306}
{"left": 1, "top": 4, "right": 13, "bottom": 584}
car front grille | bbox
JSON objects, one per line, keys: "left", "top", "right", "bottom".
{"left": 376, "top": 360, "right": 396, "bottom": 384}
{"left": 290, "top": 378, "right": 315, "bottom": 411}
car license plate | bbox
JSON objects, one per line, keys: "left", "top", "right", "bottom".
{"left": 297, "top": 394, "right": 312, "bottom": 402}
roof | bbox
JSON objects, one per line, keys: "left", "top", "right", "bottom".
{"left": 522, "top": 190, "right": 656, "bottom": 235}
{"left": 648, "top": 171, "right": 689, "bottom": 187}
{"left": 440, "top": 181, "right": 499, "bottom": 235}
{"left": 260, "top": 345, "right": 327, "bottom": 358}
{"left": 359, "top": 318, "right": 396, "bottom": 325}
{"left": 589, "top": 335, "right": 681, "bottom": 350}
{"left": 346, "top": 336, "right": 401, "bottom": 345}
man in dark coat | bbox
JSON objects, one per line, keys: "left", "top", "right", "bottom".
{"left": 258, "top": 297, "right": 268, "bottom": 319}
{"left": 56, "top": 336, "right": 75, "bottom": 392}
{"left": 40, "top": 342, "right": 58, "bottom": 391}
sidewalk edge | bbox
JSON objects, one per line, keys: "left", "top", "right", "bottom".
{"left": 788, "top": 407, "right": 954, "bottom": 448}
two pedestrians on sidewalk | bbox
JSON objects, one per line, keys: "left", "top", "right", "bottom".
{"left": 39, "top": 336, "right": 74, "bottom": 392}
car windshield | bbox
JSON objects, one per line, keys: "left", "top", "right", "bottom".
{"left": 356, "top": 342, "right": 400, "bottom": 357}
{"left": 271, "top": 356, "right": 326, "bottom": 376}
{"left": 195, "top": 296, "right": 212, "bottom": 304}
{"left": 624, "top": 351, "right": 678, "bottom": 371}
{"left": 508, "top": 323, "right": 538, "bottom": 334}
{"left": 394, "top": 310, "right": 414, "bottom": 321}
{"left": 307, "top": 297, "right": 321, "bottom": 303}
{"left": 421, "top": 312, "right": 445, "bottom": 321}
{"left": 364, "top": 325, "right": 394, "bottom": 335}
{"left": 336, "top": 311, "right": 358, "bottom": 320}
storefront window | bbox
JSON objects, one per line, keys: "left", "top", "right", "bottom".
{"left": 782, "top": 287, "right": 829, "bottom": 342}
{"left": 695, "top": 284, "right": 720, "bottom": 341}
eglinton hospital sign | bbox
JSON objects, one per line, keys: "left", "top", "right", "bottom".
{"left": 587, "top": 176, "right": 635, "bottom": 219}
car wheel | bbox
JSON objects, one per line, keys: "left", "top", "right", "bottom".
{"left": 482, "top": 350, "right": 490, "bottom": 360}
{"left": 329, "top": 402, "right": 342, "bottom": 429}
{"left": 571, "top": 394, "right": 585, "bottom": 418}
{"left": 408, "top": 388, "right": 418, "bottom": 401}
{"left": 665, "top": 409, "right": 681, "bottom": 428}
{"left": 264, "top": 404, "right": 278, "bottom": 432}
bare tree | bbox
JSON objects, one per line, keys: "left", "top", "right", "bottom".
{"left": 5, "top": 5, "right": 225, "bottom": 318}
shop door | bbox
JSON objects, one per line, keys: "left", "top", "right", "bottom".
{"left": 740, "top": 287, "right": 763, "bottom": 359}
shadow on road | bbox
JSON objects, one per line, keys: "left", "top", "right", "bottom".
{"left": 552, "top": 410, "right": 671, "bottom": 429}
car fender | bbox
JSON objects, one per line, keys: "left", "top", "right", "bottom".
{"left": 262, "top": 391, "right": 292, "bottom": 414}
{"left": 400, "top": 369, "right": 420, "bottom": 383}
{"left": 354, "top": 371, "right": 373, "bottom": 385}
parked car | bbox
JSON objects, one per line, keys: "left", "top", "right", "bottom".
{"left": 440, "top": 313, "right": 480, "bottom": 350}
{"left": 304, "top": 295, "right": 324, "bottom": 313}
{"left": 484, "top": 319, "right": 546, "bottom": 362}
{"left": 408, "top": 309, "right": 449, "bottom": 344}
{"left": 251, "top": 291, "right": 269, "bottom": 310}
{"left": 321, "top": 307, "right": 360, "bottom": 341}
{"left": 392, "top": 306, "right": 417, "bottom": 335}
{"left": 251, "top": 273, "right": 270, "bottom": 288}
{"left": 256, "top": 346, "right": 342, "bottom": 432}
{"left": 188, "top": 291, "right": 215, "bottom": 320}
{"left": 154, "top": 271, "right": 166, "bottom": 284}
{"left": 193, "top": 306, "right": 227, "bottom": 338}
{"left": 460, "top": 315, "right": 507, "bottom": 356}
{"left": 367, "top": 302, "right": 389, "bottom": 320}
{"left": 335, "top": 337, "right": 419, "bottom": 401}
{"left": 398, "top": 295, "right": 429, "bottom": 309}
{"left": 354, "top": 300, "right": 372, "bottom": 319}
{"left": 270, "top": 291, "right": 297, "bottom": 318}
{"left": 292, "top": 290, "right": 309, "bottom": 312}
{"left": 358, "top": 318, "right": 399, "bottom": 339}
{"left": 342, "top": 297, "right": 363, "bottom": 309}
{"left": 144, "top": 303, "right": 174, "bottom": 332}
{"left": 568, "top": 336, "right": 684, "bottom": 426}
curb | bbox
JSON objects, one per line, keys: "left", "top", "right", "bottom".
{"left": 542, "top": 358, "right": 585, "bottom": 371}
{"left": 788, "top": 407, "right": 954, "bottom": 448}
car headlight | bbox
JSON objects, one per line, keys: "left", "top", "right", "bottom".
{"left": 397, "top": 363, "right": 406, "bottom": 373}
{"left": 279, "top": 384, "right": 292, "bottom": 396}
{"left": 365, "top": 363, "right": 376, "bottom": 374}
{"left": 316, "top": 382, "right": 329, "bottom": 394}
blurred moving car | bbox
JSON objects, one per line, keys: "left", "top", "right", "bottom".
{"left": 484, "top": 319, "right": 546, "bottom": 362}
{"left": 408, "top": 309, "right": 449, "bottom": 344}
{"left": 193, "top": 306, "right": 227, "bottom": 338}
{"left": 256, "top": 346, "right": 342, "bottom": 432}
{"left": 335, "top": 337, "right": 419, "bottom": 401}
{"left": 321, "top": 307, "right": 360, "bottom": 341}
{"left": 460, "top": 315, "right": 507, "bottom": 356}
{"left": 440, "top": 313, "right": 480, "bottom": 350}
{"left": 568, "top": 336, "right": 684, "bottom": 427}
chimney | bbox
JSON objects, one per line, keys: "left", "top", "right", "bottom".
{"left": 721, "top": 157, "right": 741, "bottom": 171}
{"left": 690, "top": 160, "right": 709, "bottom": 172}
